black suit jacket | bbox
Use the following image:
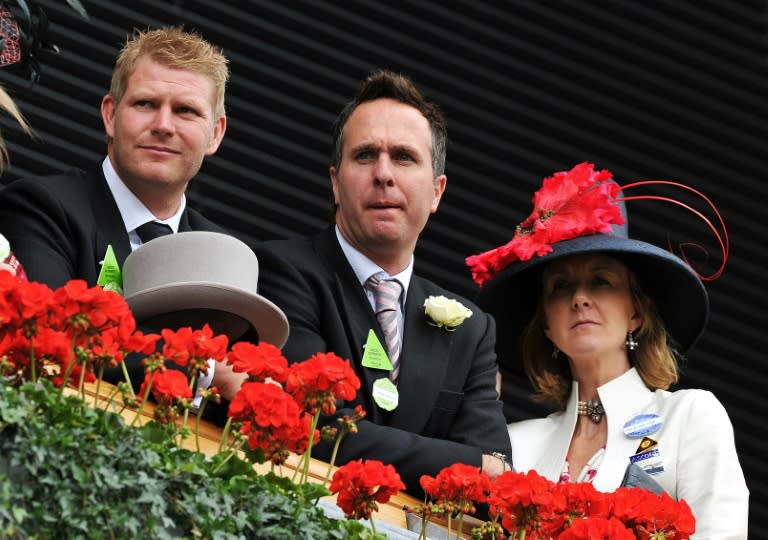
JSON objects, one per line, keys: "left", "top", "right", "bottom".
{"left": 0, "top": 165, "right": 231, "bottom": 422}
{"left": 254, "top": 227, "right": 511, "bottom": 496}
{"left": 0, "top": 165, "right": 224, "bottom": 288}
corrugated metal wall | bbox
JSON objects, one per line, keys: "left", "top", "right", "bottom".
{"left": 2, "top": 0, "right": 766, "bottom": 534}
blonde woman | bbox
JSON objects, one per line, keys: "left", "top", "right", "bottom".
{"left": 470, "top": 163, "right": 748, "bottom": 539}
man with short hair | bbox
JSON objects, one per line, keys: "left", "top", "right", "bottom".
{"left": 255, "top": 70, "right": 511, "bottom": 496}
{"left": 0, "top": 26, "right": 243, "bottom": 401}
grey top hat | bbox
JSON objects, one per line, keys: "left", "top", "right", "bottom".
{"left": 123, "top": 231, "right": 289, "bottom": 347}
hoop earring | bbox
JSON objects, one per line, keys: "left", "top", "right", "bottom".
{"left": 552, "top": 345, "right": 560, "bottom": 359}
{"left": 626, "top": 331, "right": 639, "bottom": 351}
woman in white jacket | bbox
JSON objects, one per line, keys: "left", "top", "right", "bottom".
{"left": 469, "top": 162, "right": 748, "bottom": 539}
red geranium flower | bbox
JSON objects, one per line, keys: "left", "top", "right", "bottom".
{"left": 330, "top": 459, "right": 405, "bottom": 521}
{"left": 285, "top": 352, "right": 360, "bottom": 415}
{"left": 0, "top": 331, "right": 26, "bottom": 374}
{"left": 555, "top": 481, "right": 611, "bottom": 531}
{"left": 420, "top": 462, "right": 491, "bottom": 516}
{"left": 610, "top": 488, "right": 695, "bottom": 540}
{"left": 161, "top": 327, "right": 194, "bottom": 367}
{"left": 52, "top": 279, "right": 134, "bottom": 341}
{"left": 228, "top": 381, "right": 317, "bottom": 465}
{"left": 187, "top": 323, "right": 228, "bottom": 362}
{"left": 33, "top": 326, "right": 73, "bottom": 365}
{"left": 139, "top": 369, "right": 192, "bottom": 405}
{"left": 0, "top": 277, "right": 54, "bottom": 335}
{"left": 161, "top": 324, "right": 228, "bottom": 378}
{"left": 124, "top": 329, "right": 162, "bottom": 356}
{"left": 559, "top": 516, "right": 635, "bottom": 540}
{"left": 227, "top": 341, "right": 288, "bottom": 383}
{"left": 487, "top": 470, "right": 567, "bottom": 539}
{"left": 0, "top": 324, "right": 73, "bottom": 380}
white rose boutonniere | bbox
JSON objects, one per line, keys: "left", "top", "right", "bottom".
{"left": 424, "top": 295, "right": 473, "bottom": 331}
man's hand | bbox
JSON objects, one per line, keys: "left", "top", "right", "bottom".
{"left": 481, "top": 453, "right": 509, "bottom": 479}
{"left": 211, "top": 359, "right": 247, "bottom": 401}
{"left": 0, "top": 262, "right": 17, "bottom": 276}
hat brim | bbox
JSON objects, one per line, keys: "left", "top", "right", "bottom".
{"left": 125, "top": 281, "right": 289, "bottom": 348}
{"left": 476, "top": 233, "right": 708, "bottom": 374}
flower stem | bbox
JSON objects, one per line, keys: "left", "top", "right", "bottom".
{"left": 179, "top": 374, "right": 197, "bottom": 445}
{"left": 194, "top": 397, "right": 209, "bottom": 453}
{"left": 211, "top": 447, "right": 238, "bottom": 474}
{"left": 299, "top": 410, "right": 321, "bottom": 485}
{"left": 58, "top": 335, "right": 78, "bottom": 394}
{"left": 218, "top": 417, "right": 233, "bottom": 453}
{"left": 119, "top": 360, "right": 135, "bottom": 398}
{"left": 131, "top": 373, "right": 153, "bottom": 427}
{"left": 28, "top": 340, "right": 36, "bottom": 383}
{"left": 93, "top": 365, "right": 105, "bottom": 408}
{"left": 323, "top": 430, "right": 347, "bottom": 485}
{"left": 77, "top": 363, "right": 87, "bottom": 397}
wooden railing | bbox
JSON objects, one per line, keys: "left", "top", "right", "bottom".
{"left": 75, "top": 380, "right": 444, "bottom": 533}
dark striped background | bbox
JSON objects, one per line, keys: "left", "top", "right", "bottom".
{"left": 2, "top": 1, "right": 766, "bottom": 535}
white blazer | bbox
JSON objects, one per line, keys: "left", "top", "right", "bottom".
{"left": 508, "top": 368, "right": 748, "bottom": 539}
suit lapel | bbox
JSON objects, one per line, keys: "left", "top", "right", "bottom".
{"left": 390, "top": 278, "right": 451, "bottom": 430}
{"left": 594, "top": 369, "right": 657, "bottom": 492}
{"left": 535, "top": 388, "right": 578, "bottom": 481}
{"left": 179, "top": 208, "right": 192, "bottom": 232}
{"left": 318, "top": 230, "right": 388, "bottom": 423}
{"left": 89, "top": 168, "right": 132, "bottom": 272}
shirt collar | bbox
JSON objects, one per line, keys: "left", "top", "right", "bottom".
{"left": 102, "top": 156, "right": 186, "bottom": 234}
{"left": 335, "top": 225, "right": 413, "bottom": 301}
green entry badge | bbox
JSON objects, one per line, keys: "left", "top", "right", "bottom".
{"left": 361, "top": 329, "right": 393, "bottom": 371}
{"left": 372, "top": 377, "right": 398, "bottom": 411}
{"left": 97, "top": 245, "right": 123, "bottom": 294}
{"left": 0, "top": 233, "right": 10, "bottom": 260}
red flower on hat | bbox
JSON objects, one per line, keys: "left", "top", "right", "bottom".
{"left": 466, "top": 162, "right": 623, "bottom": 286}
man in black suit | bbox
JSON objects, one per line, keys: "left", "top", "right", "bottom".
{"left": 0, "top": 26, "right": 243, "bottom": 400}
{"left": 255, "top": 70, "right": 511, "bottom": 496}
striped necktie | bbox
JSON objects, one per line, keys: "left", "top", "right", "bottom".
{"left": 366, "top": 275, "right": 403, "bottom": 382}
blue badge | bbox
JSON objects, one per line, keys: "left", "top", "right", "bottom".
{"left": 644, "top": 465, "right": 665, "bottom": 475}
{"left": 630, "top": 448, "right": 660, "bottom": 463}
{"left": 623, "top": 413, "right": 663, "bottom": 438}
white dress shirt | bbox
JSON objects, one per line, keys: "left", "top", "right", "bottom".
{"left": 335, "top": 225, "right": 413, "bottom": 339}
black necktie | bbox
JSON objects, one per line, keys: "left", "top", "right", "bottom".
{"left": 136, "top": 221, "right": 173, "bottom": 244}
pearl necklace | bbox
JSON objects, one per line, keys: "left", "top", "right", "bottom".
{"left": 577, "top": 398, "right": 605, "bottom": 423}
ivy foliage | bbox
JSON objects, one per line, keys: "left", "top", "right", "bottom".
{"left": 0, "top": 381, "right": 373, "bottom": 539}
